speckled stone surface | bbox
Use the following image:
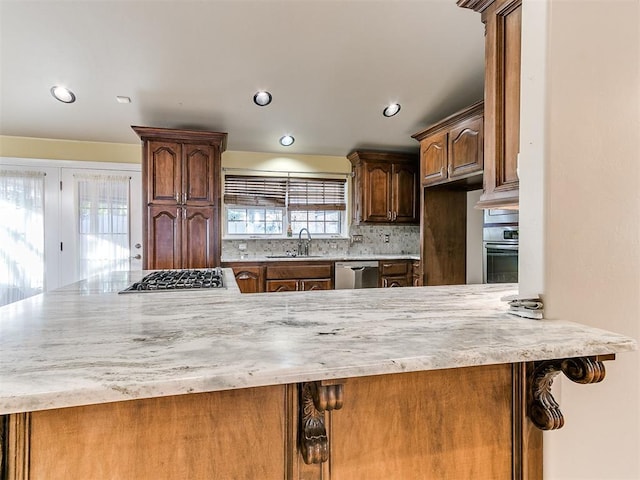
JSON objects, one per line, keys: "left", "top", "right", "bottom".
{"left": 0, "top": 270, "right": 635, "bottom": 414}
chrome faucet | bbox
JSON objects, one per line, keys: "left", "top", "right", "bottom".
{"left": 297, "top": 228, "right": 312, "bottom": 256}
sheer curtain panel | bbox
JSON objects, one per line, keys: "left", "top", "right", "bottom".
{"left": 0, "top": 170, "right": 45, "bottom": 307}
{"left": 75, "top": 173, "right": 131, "bottom": 281}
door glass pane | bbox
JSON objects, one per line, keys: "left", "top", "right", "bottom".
{"left": 0, "top": 170, "right": 45, "bottom": 306}
{"left": 75, "top": 174, "right": 131, "bottom": 281}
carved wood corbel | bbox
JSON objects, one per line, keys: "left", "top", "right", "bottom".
{"left": 528, "top": 355, "right": 614, "bottom": 430}
{"left": 299, "top": 381, "right": 344, "bottom": 465}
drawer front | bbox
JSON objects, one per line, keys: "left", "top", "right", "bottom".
{"left": 266, "top": 263, "right": 332, "bottom": 280}
{"left": 266, "top": 279, "right": 298, "bottom": 292}
{"left": 380, "top": 261, "right": 410, "bottom": 276}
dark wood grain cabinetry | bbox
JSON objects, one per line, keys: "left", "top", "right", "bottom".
{"left": 412, "top": 101, "right": 484, "bottom": 188}
{"left": 266, "top": 262, "right": 334, "bottom": 292}
{"left": 380, "top": 260, "right": 413, "bottom": 288}
{"left": 223, "top": 263, "right": 265, "bottom": 294}
{"left": 348, "top": 151, "right": 419, "bottom": 225}
{"left": 458, "top": 0, "right": 521, "bottom": 208}
{"left": 412, "top": 103, "right": 485, "bottom": 287}
{"left": 133, "top": 126, "right": 227, "bottom": 270}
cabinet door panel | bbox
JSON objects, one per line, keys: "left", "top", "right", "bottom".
{"left": 329, "top": 366, "right": 512, "bottom": 479}
{"left": 382, "top": 276, "right": 411, "bottom": 288}
{"left": 147, "top": 205, "right": 181, "bottom": 270}
{"left": 182, "top": 206, "right": 216, "bottom": 269}
{"left": 232, "top": 266, "right": 264, "bottom": 293}
{"left": 362, "top": 162, "right": 392, "bottom": 222}
{"left": 501, "top": 3, "right": 521, "bottom": 189}
{"left": 266, "top": 279, "right": 298, "bottom": 292}
{"left": 392, "top": 164, "right": 418, "bottom": 224}
{"left": 147, "top": 141, "right": 181, "bottom": 204}
{"left": 28, "top": 387, "right": 287, "bottom": 480}
{"left": 184, "top": 144, "right": 216, "bottom": 205}
{"left": 420, "top": 133, "right": 448, "bottom": 185}
{"left": 301, "top": 278, "right": 332, "bottom": 291}
{"left": 449, "top": 116, "right": 484, "bottom": 178}
{"left": 478, "top": 0, "right": 521, "bottom": 208}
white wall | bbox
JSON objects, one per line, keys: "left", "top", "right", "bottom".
{"left": 520, "top": 0, "right": 640, "bottom": 478}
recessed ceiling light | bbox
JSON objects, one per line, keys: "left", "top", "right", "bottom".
{"left": 279, "top": 135, "right": 295, "bottom": 147}
{"left": 383, "top": 103, "right": 401, "bottom": 117}
{"left": 253, "top": 91, "right": 272, "bottom": 106}
{"left": 50, "top": 86, "right": 76, "bottom": 103}
{"left": 116, "top": 96, "right": 131, "bottom": 104}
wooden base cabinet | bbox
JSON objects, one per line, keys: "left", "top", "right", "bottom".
{"left": 265, "top": 262, "right": 334, "bottom": 293}
{"left": 133, "top": 126, "right": 227, "bottom": 270}
{"left": 2, "top": 364, "right": 543, "bottom": 480}
{"left": 147, "top": 205, "right": 218, "bottom": 270}
{"left": 380, "top": 260, "right": 413, "bottom": 287}
{"left": 223, "top": 263, "right": 265, "bottom": 293}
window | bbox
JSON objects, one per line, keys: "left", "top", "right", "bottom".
{"left": 224, "top": 174, "right": 346, "bottom": 237}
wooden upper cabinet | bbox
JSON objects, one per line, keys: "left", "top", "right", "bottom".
{"left": 183, "top": 144, "right": 217, "bottom": 205}
{"left": 133, "top": 126, "right": 227, "bottom": 270}
{"left": 449, "top": 115, "right": 484, "bottom": 179}
{"left": 420, "top": 132, "right": 448, "bottom": 185}
{"left": 413, "top": 101, "right": 484, "bottom": 188}
{"left": 392, "top": 162, "right": 419, "bottom": 223}
{"left": 458, "top": 0, "right": 521, "bottom": 208}
{"left": 147, "top": 141, "right": 182, "bottom": 204}
{"left": 348, "top": 151, "right": 419, "bottom": 225}
{"left": 363, "top": 161, "right": 393, "bottom": 223}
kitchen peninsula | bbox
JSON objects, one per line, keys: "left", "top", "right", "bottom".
{"left": 0, "top": 270, "right": 635, "bottom": 479}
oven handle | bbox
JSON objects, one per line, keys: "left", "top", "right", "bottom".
{"left": 484, "top": 243, "right": 519, "bottom": 251}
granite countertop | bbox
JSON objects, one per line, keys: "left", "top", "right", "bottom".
{"left": 0, "top": 270, "right": 635, "bottom": 415}
{"left": 221, "top": 253, "right": 421, "bottom": 263}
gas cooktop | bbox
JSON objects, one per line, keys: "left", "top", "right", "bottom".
{"left": 119, "top": 268, "right": 224, "bottom": 293}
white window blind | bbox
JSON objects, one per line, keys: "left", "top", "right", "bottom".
{"left": 224, "top": 176, "right": 287, "bottom": 207}
{"left": 224, "top": 175, "right": 346, "bottom": 210}
{"left": 288, "top": 178, "right": 346, "bottom": 211}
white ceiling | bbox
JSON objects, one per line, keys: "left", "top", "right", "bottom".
{"left": 0, "top": 0, "right": 485, "bottom": 157}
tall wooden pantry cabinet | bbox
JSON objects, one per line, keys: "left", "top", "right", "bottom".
{"left": 132, "top": 126, "right": 227, "bottom": 270}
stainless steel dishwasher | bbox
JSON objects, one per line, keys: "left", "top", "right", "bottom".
{"left": 334, "top": 261, "right": 379, "bottom": 289}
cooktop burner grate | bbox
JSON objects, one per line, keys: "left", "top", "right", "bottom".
{"left": 119, "top": 268, "right": 224, "bottom": 293}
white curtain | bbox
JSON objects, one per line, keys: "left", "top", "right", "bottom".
{"left": 0, "top": 170, "right": 45, "bottom": 307}
{"left": 75, "top": 173, "right": 131, "bottom": 281}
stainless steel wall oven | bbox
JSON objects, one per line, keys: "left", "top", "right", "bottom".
{"left": 483, "top": 210, "right": 518, "bottom": 284}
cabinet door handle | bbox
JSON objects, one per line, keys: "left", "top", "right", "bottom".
{"left": 175, "top": 193, "right": 180, "bottom": 204}
{"left": 387, "top": 211, "right": 392, "bottom": 220}
{"left": 182, "top": 208, "right": 186, "bottom": 219}
{"left": 237, "top": 273, "right": 251, "bottom": 280}
{"left": 392, "top": 211, "right": 397, "bottom": 221}
{"left": 182, "top": 192, "right": 187, "bottom": 204}
{"left": 448, "top": 165, "right": 452, "bottom": 176}
{"left": 440, "top": 166, "right": 445, "bottom": 177}
{"left": 299, "top": 281, "right": 303, "bottom": 291}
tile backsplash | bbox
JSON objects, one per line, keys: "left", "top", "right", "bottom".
{"left": 222, "top": 225, "right": 419, "bottom": 259}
